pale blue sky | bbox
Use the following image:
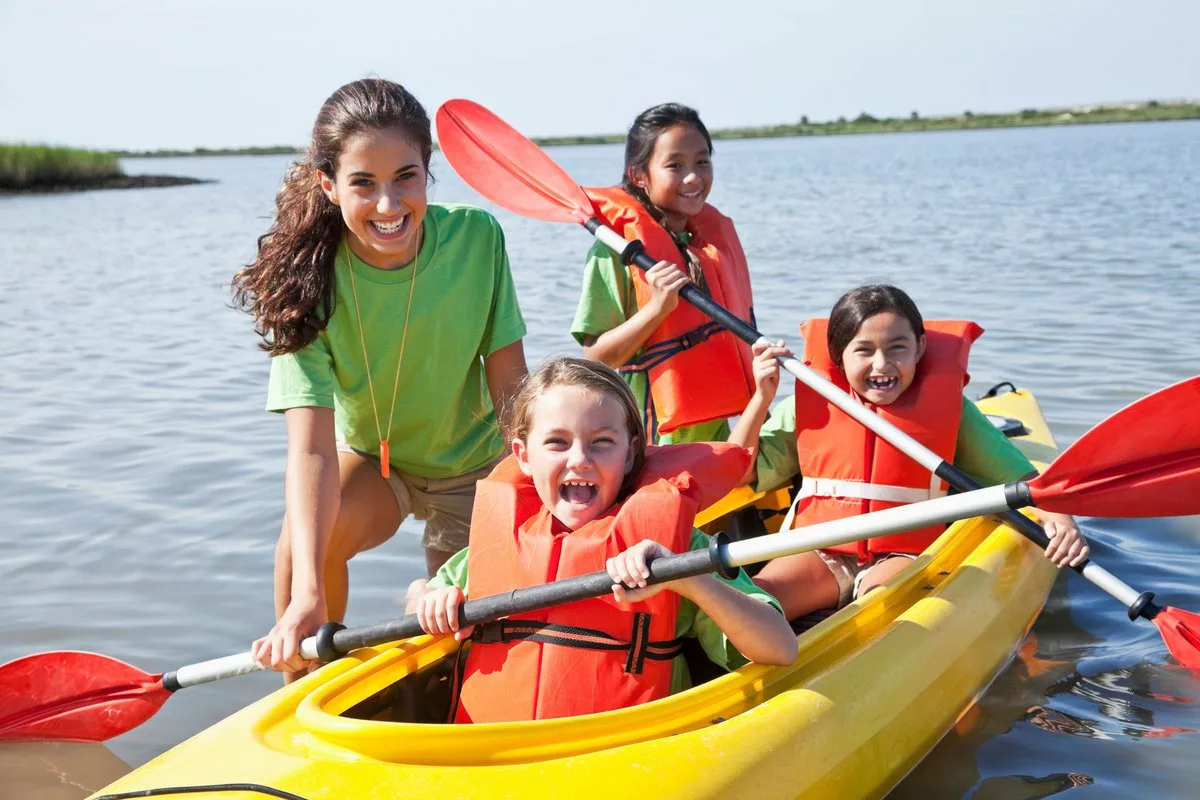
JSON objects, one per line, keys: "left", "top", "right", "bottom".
{"left": 1, "top": 0, "right": 1195, "bottom": 151}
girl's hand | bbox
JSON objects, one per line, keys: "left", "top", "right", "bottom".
{"left": 644, "top": 260, "right": 690, "bottom": 316}
{"left": 1036, "top": 511, "right": 1089, "bottom": 568}
{"left": 750, "top": 339, "right": 792, "bottom": 404}
{"left": 415, "top": 586, "right": 475, "bottom": 641}
{"left": 608, "top": 540, "right": 682, "bottom": 604}
{"left": 251, "top": 594, "right": 325, "bottom": 673}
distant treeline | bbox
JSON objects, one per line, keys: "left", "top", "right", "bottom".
{"left": 114, "top": 145, "right": 300, "bottom": 158}
{"left": 9, "top": 101, "right": 1197, "bottom": 174}
{"left": 533, "top": 100, "right": 1200, "bottom": 147}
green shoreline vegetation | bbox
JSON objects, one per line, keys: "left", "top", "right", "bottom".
{"left": 3, "top": 100, "right": 1195, "bottom": 191}
{"left": 534, "top": 99, "right": 1200, "bottom": 147}
{"left": 0, "top": 143, "right": 209, "bottom": 193}
{"left": 108, "top": 99, "right": 1200, "bottom": 157}
{"left": 1, "top": 144, "right": 123, "bottom": 189}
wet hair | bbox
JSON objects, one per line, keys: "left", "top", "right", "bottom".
{"left": 827, "top": 284, "right": 925, "bottom": 368}
{"left": 620, "top": 103, "right": 714, "bottom": 289}
{"left": 232, "top": 79, "right": 433, "bottom": 356}
{"left": 506, "top": 357, "right": 647, "bottom": 498}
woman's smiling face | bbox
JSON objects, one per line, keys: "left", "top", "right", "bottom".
{"left": 512, "top": 384, "right": 639, "bottom": 530}
{"left": 318, "top": 126, "right": 428, "bottom": 269}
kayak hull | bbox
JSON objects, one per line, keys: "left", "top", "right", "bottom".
{"left": 89, "top": 388, "right": 1058, "bottom": 800}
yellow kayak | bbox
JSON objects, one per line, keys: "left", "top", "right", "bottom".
{"left": 88, "top": 386, "right": 1059, "bottom": 800}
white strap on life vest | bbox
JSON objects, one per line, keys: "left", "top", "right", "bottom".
{"left": 778, "top": 471, "right": 946, "bottom": 533}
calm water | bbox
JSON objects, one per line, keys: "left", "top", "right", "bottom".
{"left": 2, "top": 120, "right": 1198, "bottom": 798}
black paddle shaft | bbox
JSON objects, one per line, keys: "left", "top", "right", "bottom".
{"left": 324, "top": 535, "right": 733, "bottom": 658}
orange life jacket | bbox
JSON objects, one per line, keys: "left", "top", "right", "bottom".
{"left": 787, "top": 318, "right": 983, "bottom": 561}
{"left": 585, "top": 187, "right": 756, "bottom": 438}
{"left": 456, "top": 441, "right": 751, "bottom": 724}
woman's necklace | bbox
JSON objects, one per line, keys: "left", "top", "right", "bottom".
{"left": 343, "top": 231, "right": 421, "bottom": 479}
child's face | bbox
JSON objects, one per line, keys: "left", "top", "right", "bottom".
{"left": 840, "top": 312, "right": 926, "bottom": 406}
{"left": 318, "top": 127, "right": 428, "bottom": 269}
{"left": 630, "top": 124, "right": 712, "bottom": 230}
{"left": 512, "top": 385, "right": 639, "bottom": 531}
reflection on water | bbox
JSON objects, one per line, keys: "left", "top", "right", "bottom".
{"left": 1, "top": 120, "right": 1198, "bottom": 796}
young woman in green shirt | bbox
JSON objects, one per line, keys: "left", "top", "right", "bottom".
{"left": 233, "top": 79, "right": 527, "bottom": 679}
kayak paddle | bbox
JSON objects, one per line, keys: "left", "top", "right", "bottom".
{"left": 2, "top": 377, "right": 1198, "bottom": 742}
{"left": 434, "top": 98, "right": 1200, "bottom": 667}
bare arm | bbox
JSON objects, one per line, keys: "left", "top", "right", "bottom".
{"left": 582, "top": 260, "right": 688, "bottom": 367}
{"left": 674, "top": 574, "right": 797, "bottom": 666}
{"left": 251, "top": 406, "right": 340, "bottom": 671}
{"left": 484, "top": 339, "right": 528, "bottom": 429}
{"left": 608, "top": 541, "right": 797, "bottom": 667}
{"left": 727, "top": 341, "right": 792, "bottom": 486}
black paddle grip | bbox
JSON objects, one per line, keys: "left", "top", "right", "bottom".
{"left": 618, "top": 239, "right": 762, "bottom": 347}
{"left": 327, "top": 536, "right": 732, "bottom": 657}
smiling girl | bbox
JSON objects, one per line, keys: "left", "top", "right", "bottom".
{"left": 407, "top": 357, "right": 795, "bottom": 723}
{"left": 571, "top": 103, "right": 757, "bottom": 444}
{"left": 233, "top": 79, "right": 528, "bottom": 678}
{"left": 729, "top": 285, "right": 1089, "bottom": 620}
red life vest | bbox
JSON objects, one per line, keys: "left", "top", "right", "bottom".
{"left": 788, "top": 318, "right": 983, "bottom": 561}
{"left": 585, "top": 187, "right": 756, "bottom": 437}
{"left": 456, "top": 442, "right": 751, "bottom": 724}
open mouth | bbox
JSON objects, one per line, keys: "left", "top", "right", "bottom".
{"left": 369, "top": 214, "right": 410, "bottom": 240}
{"left": 866, "top": 375, "right": 899, "bottom": 392}
{"left": 560, "top": 479, "right": 599, "bottom": 507}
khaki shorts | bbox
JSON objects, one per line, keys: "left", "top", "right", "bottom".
{"left": 340, "top": 446, "right": 498, "bottom": 553}
{"left": 817, "top": 551, "right": 918, "bottom": 609}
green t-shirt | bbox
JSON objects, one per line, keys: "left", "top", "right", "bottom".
{"left": 752, "top": 395, "right": 1036, "bottom": 492}
{"left": 569, "top": 241, "right": 729, "bottom": 445}
{"left": 266, "top": 204, "right": 526, "bottom": 479}
{"left": 427, "top": 528, "right": 783, "bottom": 694}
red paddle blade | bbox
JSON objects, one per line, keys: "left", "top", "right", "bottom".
{"left": 436, "top": 99, "right": 593, "bottom": 224}
{"left": 1029, "top": 376, "right": 1200, "bottom": 517}
{"left": 1154, "top": 607, "right": 1200, "bottom": 669}
{"left": 0, "top": 651, "right": 169, "bottom": 742}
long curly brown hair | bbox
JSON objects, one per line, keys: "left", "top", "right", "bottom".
{"left": 232, "top": 79, "right": 433, "bottom": 355}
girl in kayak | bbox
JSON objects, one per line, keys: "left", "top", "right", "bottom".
{"left": 407, "top": 357, "right": 795, "bottom": 723}
{"left": 571, "top": 103, "right": 756, "bottom": 445}
{"left": 729, "top": 285, "right": 1089, "bottom": 620}
{"left": 235, "top": 78, "right": 528, "bottom": 678}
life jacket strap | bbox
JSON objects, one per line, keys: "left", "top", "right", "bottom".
{"left": 779, "top": 472, "right": 946, "bottom": 532}
{"left": 472, "top": 614, "right": 684, "bottom": 676}
{"left": 618, "top": 320, "right": 726, "bottom": 375}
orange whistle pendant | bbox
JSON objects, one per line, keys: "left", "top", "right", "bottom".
{"left": 379, "top": 440, "right": 390, "bottom": 479}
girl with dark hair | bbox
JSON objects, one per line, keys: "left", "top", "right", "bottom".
{"left": 570, "top": 103, "right": 757, "bottom": 444}
{"left": 235, "top": 79, "right": 528, "bottom": 678}
{"left": 406, "top": 356, "right": 795, "bottom": 723}
{"left": 728, "top": 285, "right": 1088, "bottom": 621}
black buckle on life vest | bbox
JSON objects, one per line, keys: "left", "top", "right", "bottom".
{"left": 677, "top": 322, "right": 720, "bottom": 351}
{"left": 472, "top": 621, "right": 505, "bottom": 645}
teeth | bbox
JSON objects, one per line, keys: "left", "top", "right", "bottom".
{"left": 373, "top": 217, "right": 406, "bottom": 234}
{"left": 562, "top": 479, "right": 595, "bottom": 487}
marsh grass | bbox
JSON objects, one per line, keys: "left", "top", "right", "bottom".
{"left": 0, "top": 144, "right": 123, "bottom": 190}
